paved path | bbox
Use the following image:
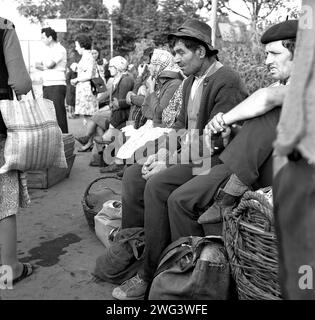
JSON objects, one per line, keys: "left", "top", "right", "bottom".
{"left": 1, "top": 118, "right": 121, "bottom": 300}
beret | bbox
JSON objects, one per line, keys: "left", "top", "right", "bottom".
{"left": 261, "top": 20, "right": 298, "bottom": 44}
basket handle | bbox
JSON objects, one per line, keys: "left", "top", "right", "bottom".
{"left": 83, "top": 174, "right": 121, "bottom": 200}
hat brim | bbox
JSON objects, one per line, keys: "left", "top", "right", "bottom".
{"left": 168, "top": 31, "right": 219, "bottom": 55}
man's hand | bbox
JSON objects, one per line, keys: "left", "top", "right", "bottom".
{"left": 35, "top": 62, "right": 44, "bottom": 71}
{"left": 142, "top": 154, "right": 157, "bottom": 175}
{"left": 142, "top": 160, "right": 167, "bottom": 180}
{"left": 70, "top": 78, "right": 78, "bottom": 86}
{"left": 111, "top": 97, "right": 120, "bottom": 110}
{"left": 205, "top": 112, "right": 227, "bottom": 135}
{"left": 138, "top": 64, "right": 147, "bottom": 77}
{"left": 126, "top": 91, "right": 135, "bottom": 105}
{"left": 146, "top": 76, "right": 156, "bottom": 94}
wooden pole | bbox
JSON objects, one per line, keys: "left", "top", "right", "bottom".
{"left": 110, "top": 19, "right": 114, "bottom": 59}
{"left": 211, "top": 0, "right": 218, "bottom": 47}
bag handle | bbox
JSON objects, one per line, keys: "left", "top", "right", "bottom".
{"left": 158, "top": 236, "right": 194, "bottom": 260}
{"left": 154, "top": 235, "right": 224, "bottom": 277}
{"left": 129, "top": 238, "right": 145, "bottom": 260}
{"left": 13, "top": 88, "right": 36, "bottom": 101}
{"left": 83, "top": 175, "right": 121, "bottom": 200}
{"left": 192, "top": 236, "right": 223, "bottom": 263}
{"left": 154, "top": 245, "right": 193, "bottom": 278}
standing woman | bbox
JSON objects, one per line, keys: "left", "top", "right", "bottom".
{"left": 71, "top": 34, "right": 98, "bottom": 150}
{"left": 0, "top": 17, "right": 33, "bottom": 284}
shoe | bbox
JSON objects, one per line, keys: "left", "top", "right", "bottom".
{"left": 117, "top": 166, "right": 126, "bottom": 178}
{"left": 93, "top": 136, "right": 114, "bottom": 145}
{"left": 78, "top": 142, "right": 94, "bottom": 152}
{"left": 75, "top": 135, "right": 90, "bottom": 146}
{"left": 89, "top": 160, "right": 101, "bottom": 167}
{"left": 100, "top": 163, "right": 125, "bottom": 173}
{"left": 198, "top": 189, "right": 240, "bottom": 224}
{"left": 112, "top": 274, "right": 148, "bottom": 300}
{"left": 13, "top": 263, "right": 34, "bottom": 285}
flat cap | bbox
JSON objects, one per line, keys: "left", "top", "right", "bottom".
{"left": 168, "top": 19, "right": 218, "bottom": 54}
{"left": 261, "top": 20, "right": 298, "bottom": 44}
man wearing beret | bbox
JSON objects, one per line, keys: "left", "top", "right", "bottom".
{"left": 112, "top": 19, "right": 247, "bottom": 300}
{"left": 273, "top": 0, "right": 315, "bottom": 300}
{"left": 197, "top": 20, "right": 298, "bottom": 225}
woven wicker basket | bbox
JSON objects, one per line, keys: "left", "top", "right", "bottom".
{"left": 82, "top": 175, "right": 121, "bottom": 231}
{"left": 223, "top": 189, "right": 282, "bottom": 300}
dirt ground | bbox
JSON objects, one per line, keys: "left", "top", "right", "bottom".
{"left": 1, "top": 117, "right": 120, "bottom": 300}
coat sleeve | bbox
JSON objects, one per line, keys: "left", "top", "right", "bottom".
{"left": 117, "top": 76, "right": 135, "bottom": 109}
{"left": 142, "top": 78, "right": 182, "bottom": 125}
{"left": 4, "top": 28, "right": 32, "bottom": 95}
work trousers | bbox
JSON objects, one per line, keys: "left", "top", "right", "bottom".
{"left": 273, "top": 157, "right": 315, "bottom": 299}
{"left": 122, "top": 163, "right": 231, "bottom": 282}
{"left": 220, "top": 107, "right": 281, "bottom": 188}
{"left": 43, "top": 85, "right": 68, "bottom": 133}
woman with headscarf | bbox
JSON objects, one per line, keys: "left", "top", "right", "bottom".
{"left": 75, "top": 55, "right": 134, "bottom": 152}
{"left": 141, "top": 48, "right": 184, "bottom": 127}
{"left": 101, "top": 49, "right": 184, "bottom": 173}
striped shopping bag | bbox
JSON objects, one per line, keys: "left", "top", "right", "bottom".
{"left": 0, "top": 91, "right": 67, "bottom": 174}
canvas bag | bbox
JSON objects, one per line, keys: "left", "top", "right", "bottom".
{"left": 94, "top": 200, "right": 122, "bottom": 248}
{"left": 0, "top": 91, "right": 67, "bottom": 174}
{"left": 93, "top": 227, "right": 145, "bottom": 284}
{"left": 148, "top": 235, "right": 234, "bottom": 300}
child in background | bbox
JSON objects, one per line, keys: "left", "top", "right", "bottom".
{"left": 65, "top": 62, "right": 78, "bottom": 119}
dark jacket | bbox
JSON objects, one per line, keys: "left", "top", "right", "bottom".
{"left": 163, "top": 66, "right": 248, "bottom": 164}
{"left": 142, "top": 70, "right": 183, "bottom": 126}
{"left": 0, "top": 18, "right": 32, "bottom": 134}
{"left": 110, "top": 73, "right": 135, "bottom": 128}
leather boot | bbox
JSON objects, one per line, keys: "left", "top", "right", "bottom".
{"left": 198, "top": 189, "right": 240, "bottom": 224}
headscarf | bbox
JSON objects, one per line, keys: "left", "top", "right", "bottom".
{"left": 150, "top": 49, "right": 181, "bottom": 79}
{"left": 109, "top": 56, "right": 128, "bottom": 73}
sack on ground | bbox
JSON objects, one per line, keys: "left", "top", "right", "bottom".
{"left": 94, "top": 200, "right": 122, "bottom": 248}
{"left": 148, "top": 235, "right": 233, "bottom": 300}
{"left": 94, "top": 227, "right": 145, "bottom": 284}
{"left": 0, "top": 95, "right": 67, "bottom": 174}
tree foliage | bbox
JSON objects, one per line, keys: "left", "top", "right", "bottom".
{"left": 17, "top": 0, "right": 203, "bottom": 60}
{"left": 17, "top": 0, "right": 111, "bottom": 62}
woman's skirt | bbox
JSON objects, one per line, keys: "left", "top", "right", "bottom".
{"left": 75, "top": 81, "right": 98, "bottom": 116}
{"left": 0, "top": 135, "right": 30, "bottom": 220}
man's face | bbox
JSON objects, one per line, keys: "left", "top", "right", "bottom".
{"left": 172, "top": 40, "right": 203, "bottom": 76}
{"left": 265, "top": 40, "right": 293, "bottom": 81}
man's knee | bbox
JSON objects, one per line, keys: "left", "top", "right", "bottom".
{"left": 143, "top": 171, "right": 168, "bottom": 200}
{"left": 167, "top": 189, "right": 181, "bottom": 211}
{"left": 122, "top": 164, "right": 142, "bottom": 196}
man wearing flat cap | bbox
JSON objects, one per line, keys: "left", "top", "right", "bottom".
{"left": 197, "top": 20, "right": 297, "bottom": 227}
{"left": 112, "top": 19, "right": 247, "bottom": 300}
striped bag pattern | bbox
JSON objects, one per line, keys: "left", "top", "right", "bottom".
{"left": 0, "top": 96, "right": 67, "bottom": 174}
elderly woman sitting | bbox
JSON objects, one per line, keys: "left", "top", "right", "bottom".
{"left": 100, "top": 48, "right": 184, "bottom": 173}
{"left": 75, "top": 55, "right": 134, "bottom": 151}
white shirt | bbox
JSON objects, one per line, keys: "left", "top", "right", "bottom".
{"left": 41, "top": 42, "right": 67, "bottom": 86}
{"left": 190, "top": 61, "right": 223, "bottom": 99}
